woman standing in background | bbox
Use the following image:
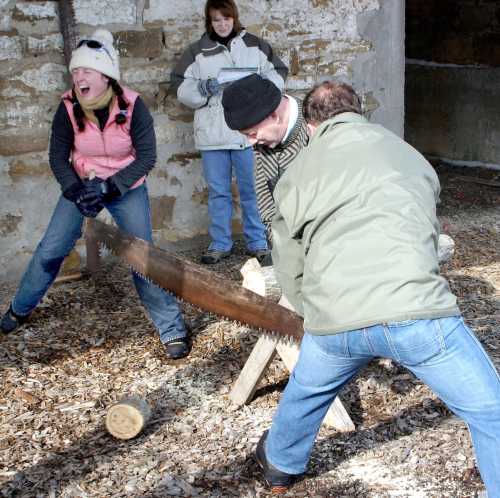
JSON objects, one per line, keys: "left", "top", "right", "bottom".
{"left": 171, "top": 0, "right": 288, "bottom": 264}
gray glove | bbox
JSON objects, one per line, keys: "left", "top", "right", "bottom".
{"left": 198, "top": 78, "right": 221, "bottom": 97}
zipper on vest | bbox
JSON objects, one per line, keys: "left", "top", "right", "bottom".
{"left": 99, "top": 128, "right": 109, "bottom": 169}
{"left": 101, "top": 104, "right": 117, "bottom": 169}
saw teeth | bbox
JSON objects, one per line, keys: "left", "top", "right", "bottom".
{"left": 91, "top": 220, "right": 302, "bottom": 341}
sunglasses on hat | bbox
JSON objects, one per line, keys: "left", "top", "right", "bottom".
{"left": 77, "top": 39, "right": 114, "bottom": 62}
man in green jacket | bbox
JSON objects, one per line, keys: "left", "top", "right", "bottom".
{"left": 243, "top": 81, "right": 500, "bottom": 495}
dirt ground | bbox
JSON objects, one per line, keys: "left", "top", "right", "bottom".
{"left": 0, "top": 163, "right": 499, "bottom": 498}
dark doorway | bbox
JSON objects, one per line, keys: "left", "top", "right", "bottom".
{"left": 405, "top": 0, "right": 500, "bottom": 169}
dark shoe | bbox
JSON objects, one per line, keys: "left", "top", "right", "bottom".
{"left": 247, "top": 248, "right": 271, "bottom": 265}
{"left": 255, "top": 430, "right": 298, "bottom": 494}
{"left": 164, "top": 336, "right": 190, "bottom": 360}
{"left": 200, "top": 249, "right": 231, "bottom": 265}
{"left": 1, "top": 304, "right": 29, "bottom": 334}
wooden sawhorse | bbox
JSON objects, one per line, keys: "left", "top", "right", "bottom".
{"left": 85, "top": 227, "right": 354, "bottom": 432}
{"left": 230, "top": 259, "right": 355, "bottom": 432}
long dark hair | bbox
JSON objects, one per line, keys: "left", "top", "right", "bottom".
{"left": 204, "top": 0, "right": 242, "bottom": 35}
{"left": 69, "top": 78, "right": 129, "bottom": 132}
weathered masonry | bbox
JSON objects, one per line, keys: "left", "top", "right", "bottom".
{"left": 1, "top": 0, "right": 404, "bottom": 279}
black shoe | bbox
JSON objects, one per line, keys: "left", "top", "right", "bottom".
{"left": 255, "top": 430, "right": 298, "bottom": 494}
{"left": 200, "top": 249, "right": 231, "bottom": 265}
{"left": 247, "top": 248, "right": 271, "bottom": 265}
{"left": 1, "top": 304, "right": 29, "bottom": 334}
{"left": 164, "top": 336, "right": 191, "bottom": 360}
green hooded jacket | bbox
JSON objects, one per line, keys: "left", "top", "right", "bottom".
{"left": 271, "top": 112, "right": 460, "bottom": 335}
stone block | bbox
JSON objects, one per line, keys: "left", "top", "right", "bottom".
{"left": 116, "top": 29, "right": 163, "bottom": 59}
{"left": 0, "top": 79, "right": 35, "bottom": 98}
{"left": 154, "top": 113, "right": 194, "bottom": 146}
{"left": 154, "top": 115, "right": 177, "bottom": 145}
{"left": 0, "top": 35, "right": 22, "bottom": 61}
{"left": 0, "top": 13, "right": 11, "bottom": 31}
{"left": 15, "top": 63, "right": 66, "bottom": 93}
{"left": 0, "top": 127, "right": 49, "bottom": 156}
{"left": 159, "top": 90, "right": 194, "bottom": 124}
{"left": 13, "top": 2, "right": 57, "bottom": 19}
{"left": 12, "top": 2, "right": 59, "bottom": 34}
{"left": 27, "top": 33, "right": 64, "bottom": 56}
{"left": 126, "top": 82, "right": 161, "bottom": 111}
{"left": 122, "top": 64, "right": 166, "bottom": 86}
{"left": 144, "top": 1, "right": 204, "bottom": 27}
{"left": 191, "top": 188, "right": 208, "bottom": 206}
{"left": 0, "top": 98, "right": 49, "bottom": 128}
{"left": 164, "top": 26, "right": 200, "bottom": 56}
{"left": 73, "top": 0, "right": 136, "bottom": 26}
{"left": 8, "top": 159, "right": 51, "bottom": 182}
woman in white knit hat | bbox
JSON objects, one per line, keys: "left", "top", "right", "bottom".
{"left": 1, "top": 29, "right": 191, "bottom": 360}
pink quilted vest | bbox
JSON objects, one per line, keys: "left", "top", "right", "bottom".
{"left": 62, "top": 86, "right": 144, "bottom": 188}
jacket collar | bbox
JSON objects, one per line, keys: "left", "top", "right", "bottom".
{"left": 310, "top": 112, "right": 367, "bottom": 144}
{"left": 281, "top": 97, "right": 306, "bottom": 148}
{"left": 200, "top": 29, "right": 246, "bottom": 54}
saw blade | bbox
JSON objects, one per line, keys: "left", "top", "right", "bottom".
{"left": 89, "top": 220, "right": 304, "bottom": 342}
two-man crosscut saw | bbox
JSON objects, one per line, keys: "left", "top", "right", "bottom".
{"left": 88, "top": 220, "right": 304, "bottom": 341}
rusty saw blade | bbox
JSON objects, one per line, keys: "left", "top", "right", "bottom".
{"left": 89, "top": 220, "right": 304, "bottom": 341}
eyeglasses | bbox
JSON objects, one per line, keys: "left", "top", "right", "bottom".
{"left": 77, "top": 39, "right": 114, "bottom": 62}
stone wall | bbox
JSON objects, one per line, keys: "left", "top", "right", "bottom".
{"left": 405, "top": 0, "right": 500, "bottom": 169}
{"left": 0, "top": 0, "right": 404, "bottom": 280}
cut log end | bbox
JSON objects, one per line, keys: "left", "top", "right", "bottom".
{"left": 240, "top": 258, "right": 282, "bottom": 302}
{"left": 105, "top": 396, "right": 152, "bottom": 440}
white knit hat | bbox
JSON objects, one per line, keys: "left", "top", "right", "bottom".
{"left": 69, "top": 29, "right": 120, "bottom": 81}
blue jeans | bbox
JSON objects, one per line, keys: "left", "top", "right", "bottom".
{"left": 11, "top": 184, "right": 186, "bottom": 343}
{"left": 266, "top": 317, "right": 500, "bottom": 496}
{"left": 201, "top": 148, "right": 268, "bottom": 252}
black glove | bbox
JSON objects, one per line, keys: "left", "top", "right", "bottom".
{"left": 75, "top": 190, "right": 104, "bottom": 218}
{"left": 62, "top": 181, "right": 100, "bottom": 217}
{"left": 198, "top": 78, "right": 221, "bottom": 97}
{"left": 62, "top": 181, "right": 85, "bottom": 203}
{"left": 61, "top": 179, "right": 104, "bottom": 217}
{"left": 83, "top": 176, "right": 121, "bottom": 203}
{"left": 101, "top": 176, "right": 121, "bottom": 200}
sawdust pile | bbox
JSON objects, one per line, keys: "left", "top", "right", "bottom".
{"left": 0, "top": 164, "right": 498, "bottom": 498}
